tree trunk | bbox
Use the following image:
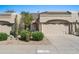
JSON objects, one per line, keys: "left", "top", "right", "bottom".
{"left": 24, "top": 25, "right": 26, "bottom": 30}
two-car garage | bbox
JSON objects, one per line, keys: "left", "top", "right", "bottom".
{"left": 41, "top": 20, "right": 70, "bottom": 36}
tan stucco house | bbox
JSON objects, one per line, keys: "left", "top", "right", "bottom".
{"left": 0, "top": 12, "right": 16, "bottom": 35}
{"left": 0, "top": 11, "right": 79, "bottom": 36}
{"left": 39, "top": 11, "right": 79, "bottom": 36}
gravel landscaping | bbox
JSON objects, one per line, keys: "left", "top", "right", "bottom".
{"left": 0, "top": 37, "right": 51, "bottom": 45}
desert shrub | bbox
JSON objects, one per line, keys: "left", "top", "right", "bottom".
{"left": 0, "top": 32, "right": 8, "bottom": 41}
{"left": 32, "top": 31, "right": 44, "bottom": 41}
{"left": 75, "top": 28, "right": 79, "bottom": 36}
{"left": 20, "top": 30, "right": 30, "bottom": 41}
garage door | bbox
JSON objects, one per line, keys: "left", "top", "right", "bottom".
{"left": 0, "top": 25, "right": 11, "bottom": 35}
{"left": 42, "top": 24, "right": 68, "bottom": 36}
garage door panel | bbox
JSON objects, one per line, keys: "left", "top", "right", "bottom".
{"left": 42, "top": 24, "right": 68, "bottom": 36}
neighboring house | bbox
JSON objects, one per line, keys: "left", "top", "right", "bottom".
{"left": 0, "top": 12, "right": 16, "bottom": 35}
{"left": 0, "top": 11, "right": 79, "bottom": 36}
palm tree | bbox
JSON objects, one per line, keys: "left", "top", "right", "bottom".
{"left": 21, "top": 11, "right": 33, "bottom": 30}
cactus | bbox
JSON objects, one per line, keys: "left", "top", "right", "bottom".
{"left": 15, "top": 15, "right": 18, "bottom": 39}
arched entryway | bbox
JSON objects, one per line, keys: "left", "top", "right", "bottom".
{"left": 41, "top": 19, "right": 71, "bottom": 36}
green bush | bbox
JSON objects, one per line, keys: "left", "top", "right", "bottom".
{"left": 20, "top": 30, "right": 30, "bottom": 41}
{"left": 0, "top": 33, "right": 8, "bottom": 41}
{"left": 32, "top": 31, "right": 44, "bottom": 41}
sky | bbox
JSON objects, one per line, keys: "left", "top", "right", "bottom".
{"left": 0, "top": 5, "right": 79, "bottom": 13}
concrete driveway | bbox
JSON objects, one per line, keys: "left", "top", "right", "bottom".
{"left": 44, "top": 34, "right": 79, "bottom": 54}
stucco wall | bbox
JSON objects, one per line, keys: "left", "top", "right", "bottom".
{"left": 40, "top": 11, "right": 79, "bottom": 23}
{"left": 40, "top": 16, "right": 72, "bottom": 23}
{"left": 0, "top": 13, "right": 16, "bottom": 23}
